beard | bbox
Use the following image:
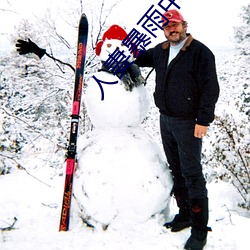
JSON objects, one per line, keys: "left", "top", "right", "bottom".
{"left": 165, "top": 30, "right": 187, "bottom": 45}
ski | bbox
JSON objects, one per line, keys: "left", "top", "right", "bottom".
{"left": 59, "top": 13, "right": 88, "bottom": 231}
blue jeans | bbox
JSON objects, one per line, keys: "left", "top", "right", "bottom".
{"left": 160, "top": 114, "right": 207, "bottom": 200}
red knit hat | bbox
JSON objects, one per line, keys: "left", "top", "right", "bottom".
{"left": 95, "top": 25, "right": 128, "bottom": 56}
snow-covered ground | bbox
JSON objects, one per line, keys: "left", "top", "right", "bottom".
{"left": 1, "top": 169, "right": 249, "bottom": 250}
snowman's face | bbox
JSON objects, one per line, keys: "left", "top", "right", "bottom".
{"left": 99, "top": 39, "right": 133, "bottom": 62}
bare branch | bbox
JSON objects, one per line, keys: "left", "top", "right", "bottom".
{"left": 0, "top": 217, "right": 18, "bottom": 231}
{"left": 0, "top": 8, "right": 18, "bottom": 14}
{"left": 0, "top": 153, "right": 54, "bottom": 188}
{"left": 46, "top": 51, "right": 75, "bottom": 72}
{"left": 93, "top": 0, "right": 122, "bottom": 48}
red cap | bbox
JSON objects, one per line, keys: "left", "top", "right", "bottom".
{"left": 162, "top": 9, "right": 184, "bottom": 26}
{"left": 95, "top": 25, "right": 128, "bottom": 56}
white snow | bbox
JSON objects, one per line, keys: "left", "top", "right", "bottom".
{"left": 1, "top": 171, "right": 250, "bottom": 250}
{"left": 1, "top": 56, "right": 250, "bottom": 249}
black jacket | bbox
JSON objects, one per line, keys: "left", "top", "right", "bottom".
{"left": 135, "top": 34, "right": 220, "bottom": 126}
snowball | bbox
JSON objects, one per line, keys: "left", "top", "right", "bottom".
{"left": 85, "top": 72, "right": 150, "bottom": 128}
{"left": 74, "top": 127, "right": 173, "bottom": 229}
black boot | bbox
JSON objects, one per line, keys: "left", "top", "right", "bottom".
{"left": 184, "top": 198, "right": 211, "bottom": 250}
{"left": 164, "top": 195, "right": 192, "bottom": 232}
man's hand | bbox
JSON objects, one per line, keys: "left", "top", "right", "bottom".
{"left": 16, "top": 38, "right": 46, "bottom": 59}
{"left": 194, "top": 124, "right": 208, "bottom": 138}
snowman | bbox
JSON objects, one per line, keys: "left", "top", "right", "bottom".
{"left": 73, "top": 25, "right": 173, "bottom": 230}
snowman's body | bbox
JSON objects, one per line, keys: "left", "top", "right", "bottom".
{"left": 73, "top": 25, "right": 173, "bottom": 229}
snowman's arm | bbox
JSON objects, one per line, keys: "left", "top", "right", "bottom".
{"left": 45, "top": 52, "right": 75, "bottom": 72}
{"left": 16, "top": 38, "right": 75, "bottom": 72}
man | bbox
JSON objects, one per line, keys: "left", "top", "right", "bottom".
{"left": 135, "top": 9, "right": 219, "bottom": 250}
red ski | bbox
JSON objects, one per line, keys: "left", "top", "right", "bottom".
{"left": 59, "top": 13, "right": 88, "bottom": 231}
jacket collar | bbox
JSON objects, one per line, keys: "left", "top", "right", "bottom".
{"left": 162, "top": 33, "right": 193, "bottom": 51}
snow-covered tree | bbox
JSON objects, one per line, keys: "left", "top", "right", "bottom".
{"left": 234, "top": 4, "right": 250, "bottom": 56}
{"left": 0, "top": 19, "right": 73, "bottom": 175}
{"left": 0, "top": 0, "right": 121, "bottom": 175}
{"left": 204, "top": 4, "right": 250, "bottom": 209}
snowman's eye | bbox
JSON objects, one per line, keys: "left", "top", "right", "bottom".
{"left": 121, "top": 43, "right": 124, "bottom": 46}
{"left": 107, "top": 43, "right": 112, "bottom": 48}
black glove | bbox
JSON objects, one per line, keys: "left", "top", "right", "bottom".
{"left": 16, "top": 38, "right": 46, "bottom": 59}
{"left": 126, "top": 63, "right": 146, "bottom": 86}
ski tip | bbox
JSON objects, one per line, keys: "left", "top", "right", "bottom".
{"left": 80, "top": 13, "right": 88, "bottom": 27}
{"left": 80, "top": 13, "right": 88, "bottom": 21}
{"left": 81, "top": 13, "right": 87, "bottom": 18}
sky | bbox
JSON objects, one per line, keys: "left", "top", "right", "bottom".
{"left": 110, "top": 0, "right": 246, "bottom": 47}
{"left": 0, "top": 0, "right": 247, "bottom": 53}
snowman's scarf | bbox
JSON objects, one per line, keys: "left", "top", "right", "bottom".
{"left": 98, "top": 62, "right": 146, "bottom": 91}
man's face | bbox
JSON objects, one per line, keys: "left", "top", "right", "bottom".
{"left": 163, "top": 22, "right": 187, "bottom": 45}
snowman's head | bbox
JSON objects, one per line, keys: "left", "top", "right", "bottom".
{"left": 95, "top": 25, "right": 133, "bottom": 62}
